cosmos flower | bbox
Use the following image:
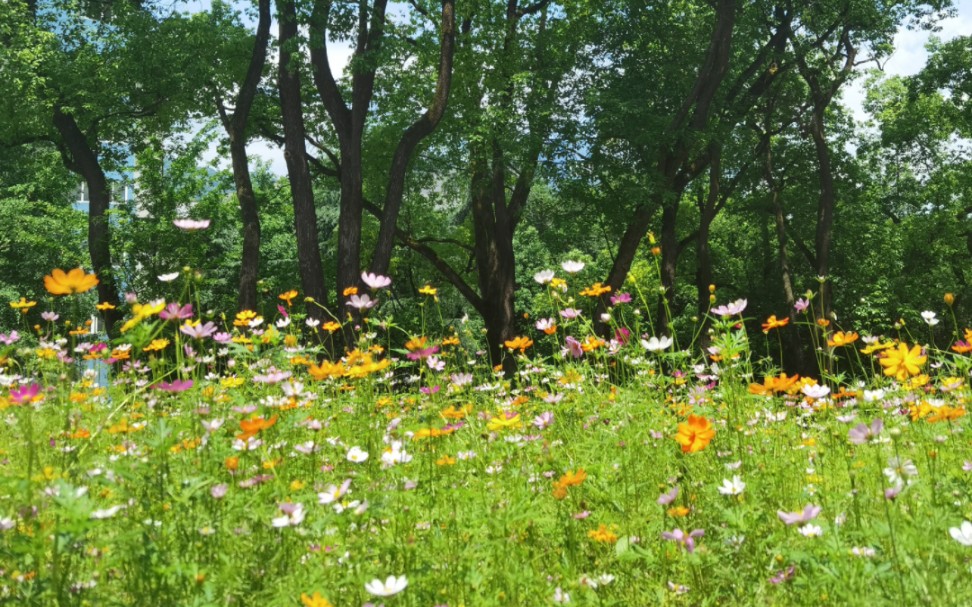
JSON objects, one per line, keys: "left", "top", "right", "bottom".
{"left": 848, "top": 418, "right": 883, "bottom": 445}
{"left": 364, "top": 575, "right": 408, "bottom": 597}
{"left": 777, "top": 504, "right": 821, "bottom": 526}
{"left": 346, "top": 446, "right": 369, "bottom": 463}
{"left": 44, "top": 268, "right": 98, "bottom": 295}
{"left": 173, "top": 218, "right": 211, "bottom": 230}
{"left": 346, "top": 294, "right": 377, "bottom": 310}
{"left": 361, "top": 272, "right": 392, "bottom": 290}
{"left": 534, "top": 269, "right": 555, "bottom": 284}
{"left": 271, "top": 502, "right": 305, "bottom": 528}
{"left": 674, "top": 415, "right": 715, "bottom": 453}
{"left": 718, "top": 476, "right": 745, "bottom": 496}
{"left": 711, "top": 298, "right": 747, "bottom": 318}
{"left": 642, "top": 335, "right": 673, "bottom": 352}
{"left": 561, "top": 260, "right": 585, "bottom": 273}
{"left": 949, "top": 521, "right": 972, "bottom": 546}
{"left": 661, "top": 528, "right": 704, "bottom": 553}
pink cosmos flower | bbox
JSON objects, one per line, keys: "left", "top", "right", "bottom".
{"left": 10, "top": 383, "right": 41, "bottom": 405}
{"left": 180, "top": 321, "right": 217, "bottom": 339}
{"left": 661, "top": 528, "right": 704, "bottom": 553}
{"left": 610, "top": 292, "right": 632, "bottom": 306}
{"left": 159, "top": 302, "right": 193, "bottom": 321}
{"left": 361, "top": 272, "right": 392, "bottom": 290}
{"left": 848, "top": 418, "right": 883, "bottom": 445}
{"left": 564, "top": 336, "right": 584, "bottom": 358}
{"left": 777, "top": 504, "right": 821, "bottom": 526}
{"left": 711, "top": 298, "right": 747, "bottom": 318}
{"left": 657, "top": 486, "right": 679, "bottom": 506}
{"left": 346, "top": 294, "right": 377, "bottom": 310}
{"left": 154, "top": 380, "right": 193, "bottom": 393}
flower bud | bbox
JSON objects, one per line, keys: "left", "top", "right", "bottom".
{"left": 945, "top": 292, "right": 955, "bottom": 306}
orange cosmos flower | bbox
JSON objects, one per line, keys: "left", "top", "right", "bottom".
{"left": 761, "top": 315, "right": 789, "bottom": 332}
{"left": 237, "top": 415, "right": 278, "bottom": 441}
{"left": 828, "top": 331, "right": 859, "bottom": 348}
{"left": 674, "top": 415, "right": 715, "bottom": 454}
{"left": 588, "top": 524, "right": 618, "bottom": 543}
{"left": 44, "top": 268, "right": 98, "bottom": 296}
{"left": 278, "top": 290, "right": 298, "bottom": 306}
{"left": 504, "top": 336, "right": 534, "bottom": 352}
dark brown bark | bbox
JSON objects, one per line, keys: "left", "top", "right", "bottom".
{"left": 309, "top": 0, "right": 388, "bottom": 298}
{"left": 761, "top": 124, "right": 807, "bottom": 373}
{"left": 219, "top": 0, "right": 271, "bottom": 312}
{"left": 793, "top": 29, "right": 856, "bottom": 319}
{"left": 310, "top": 0, "right": 455, "bottom": 293}
{"left": 371, "top": 0, "right": 456, "bottom": 276}
{"left": 695, "top": 148, "right": 720, "bottom": 321}
{"left": 470, "top": 147, "right": 518, "bottom": 376}
{"left": 52, "top": 107, "right": 122, "bottom": 335}
{"left": 277, "top": 0, "right": 327, "bottom": 316}
{"left": 601, "top": 0, "right": 737, "bottom": 335}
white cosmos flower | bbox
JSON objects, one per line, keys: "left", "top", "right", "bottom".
{"left": 950, "top": 521, "right": 972, "bottom": 546}
{"left": 718, "top": 475, "right": 746, "bottom": 496}
{"left": 533, "top": 269, "right": 555, "bottom": 284}
{"left": 801, "top": 384, "right": 830, "bottom": 399}
{"left": 921, "top": 310, "right": 940, "bottom": 326}
{"left": 552, "top": 586, "right": 571, "bottom": 603}
{"left": 158, "top": 272, "right": 179, "bottom": 282}
{"left": 798, "top": 524, "right": 823, "bottom": 537}
{"left": 365, "top": 575, "right": 408, "bottom": 596}
{"left": 91, "top": 505, "right": 125, "bottom": 520}
{"left": 346, "top": 446, "right": 369, "bottom": 463}
{"left": 641, "top": 335, "right": 673, "bottom": 352}
{"left": 561, "top": 260, "right": 585, "bottom": 273}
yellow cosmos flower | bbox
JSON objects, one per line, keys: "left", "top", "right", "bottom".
{"left": 278, "top": 290, "right": 298, "bottom": 306}
{"left": 487, "top": 412, "right": 521, "bottom": 432}
{"left": 95, "top": 301, "right": 117, "bottom": 311}
{"left": 143, "top": 339, "right": 170, "bottom": 352}
{"left": 418, "top": 284, "right": 437, "bottom": 297}
{"left": 44, "top": 268, "right": 98, "bottom": 296}
{"left": 9, "top": 298, "right": 37, "bottom": 313}
{"left": 579, "top": 282, "right": 611, "bottom": 297}
{"left": 879, "top": 342, "right": 926, "bottom": 381}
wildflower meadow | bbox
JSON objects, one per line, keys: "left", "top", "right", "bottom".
{"left": 4, "top": 253, "right": 972, "bottom": 607}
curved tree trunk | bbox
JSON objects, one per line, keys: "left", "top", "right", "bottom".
{"left": 53, "top": 107, "right": 122, "bottom": 336}
{"left": 278, "top": 0, "right": 327, "bottom": 316}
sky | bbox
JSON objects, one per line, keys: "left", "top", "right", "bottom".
{"left": 202, "top": 1, "right": 972, "bottom": 175}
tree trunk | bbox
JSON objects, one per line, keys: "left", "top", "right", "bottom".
{"left": 695, "top": 153, "right": 720, "bottom": 322}
{"left": 370, "top": 0, "right": 456, "bottom": 277}
{"left": 222, "top": 0, "right": 270, "bottom": 312}
{"left": 230, "top": 134, "right": 261, "bottom": 311}
{"left": 470, "top": 148, "right": 518, "bottom": 376}
{"left": 809, "top": 104, "right": 835, "bottom": 318}
{"left": 52, "top": 108, "right": 122, "bottom": 336}
{"left": 278, "top": 0, "right": 327, "bottom": 316}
